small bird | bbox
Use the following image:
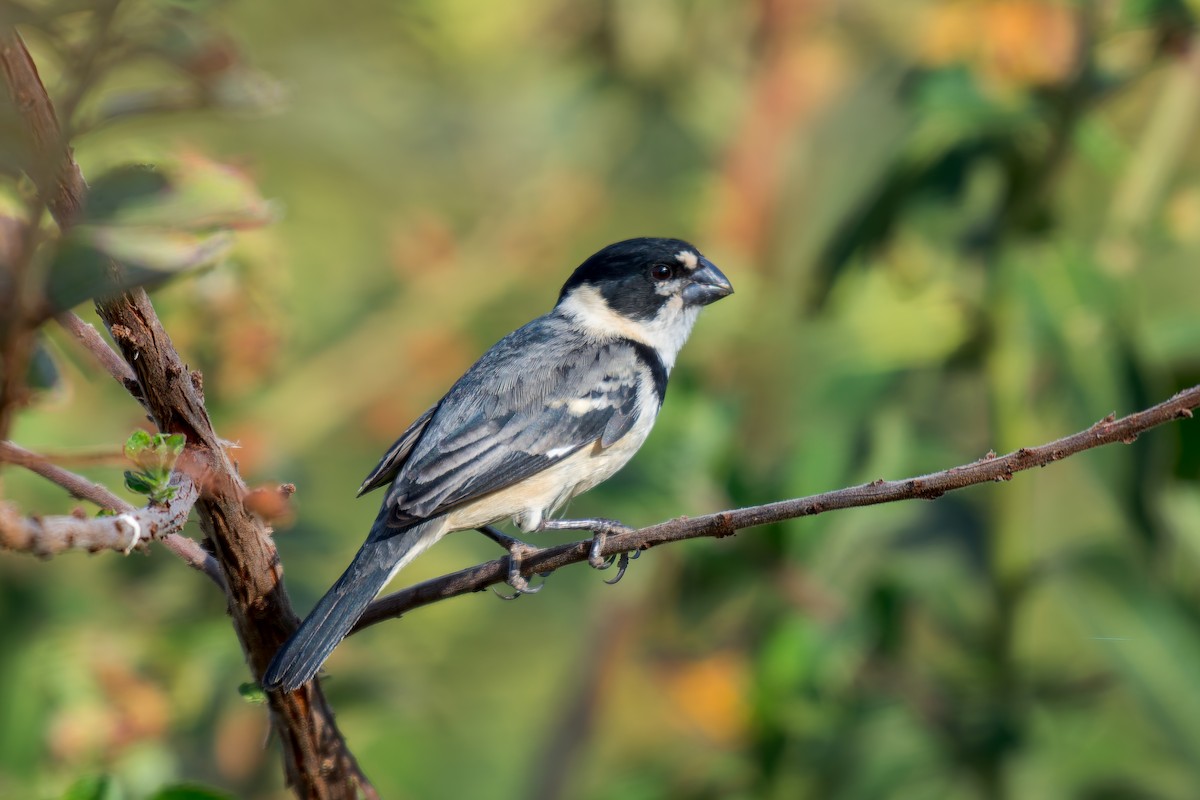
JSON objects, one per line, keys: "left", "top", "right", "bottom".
{"left": 263, "top": 237, "right": 732, "bottom": 691}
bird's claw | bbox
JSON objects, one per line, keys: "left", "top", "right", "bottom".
{"left": 586, "top": 519, "right": 634, "bottom": 570}
{"left": 604, "top": 551, "right": 631, "bottom": 584}
{"left": 492, "top": 585, "right": 520, "bottom": 600}
{"left": 493, "top": 564, "right": 546, "bottom": 600}
{"left": 586, "top": 523, "right": 638, "bottom": 584}
{"left": 509, "top": 559, "right": 546, "bottom": 594}
{"left": 487, "top": 535, "right": 545, "bottom": 600}
{"left": 595, "top": 550, "right": 636, "bottom": 569}
{"left": 493, "top": 571, "right": 545, "bottom": 600}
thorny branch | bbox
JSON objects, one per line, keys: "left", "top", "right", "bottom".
{"left": 351, "top": 384, "right": 1200, "bottom": 633}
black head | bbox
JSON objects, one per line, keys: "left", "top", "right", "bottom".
{"left": 557, "top": 237, "right": 733, "bottom": 321}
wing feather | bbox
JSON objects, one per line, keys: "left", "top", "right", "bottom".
{"left": 382, "top": 316, "right": 659, "bottom": 523}
{"left": 356, "top": 404, "right": 438, "bottom": 497}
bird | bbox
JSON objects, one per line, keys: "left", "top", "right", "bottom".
{"left": 262, "top": 237, "right": 733, "bottom": 691}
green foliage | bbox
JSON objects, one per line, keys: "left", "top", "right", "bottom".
{"left": 236, "top": 682, "right": 266, "bottom": 705}
{"left": 122, "top": 431, "right": 186, "bottom": 503}
{"left": 25, "top": 336, "right": 61, "bottom": 393}
{"left": 4, "top": 1, "right": 1200, "bottom": 799}
{"left": 56, "top": 776, "right": 234, "bottom": 800}
{"left": 43, "top": 158, "right": 273, "bottom": 314}
{"left": 147, "top": 785, "right": 236, "bottom": 800}
{"left": 60, "top": 776, "right": 114, "bottom": 800}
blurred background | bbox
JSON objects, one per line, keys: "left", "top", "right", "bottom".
{"left": 3, "top": 0, "right": 1200, "bottom": 798}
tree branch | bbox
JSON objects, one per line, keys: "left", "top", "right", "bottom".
{"left": 55, "top": 311, "right": 140, "bottom": 389}
{"left": 1, "top": 27, "right": 371, "bottom": 800}
{"left": 0, "top": 440, "right": 224, "bottom": 588}
{"left": 0, "top": 472, "right": 197, "bottom": 558}
{"left": 0, "top": 439, "right": 129, "bottom": 509}
{"left": 352, "top": 384, "right": 1200, "bottom": 633}
{"left": 0, "top": 29, "right": 83, "bottom": 222}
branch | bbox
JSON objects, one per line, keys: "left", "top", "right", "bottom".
{"left": 0, "top": 29, "right": 84, "bottom": 223}
{"left": 0, "top": 440, "right": 224, "bottom": 588}
{"left": 55, "top": 311, "right": 140, "bottom": 389}
{"left": 0, "top": 474, "right": 197, "bottom": 558}
{"left": 0, "top": 439, "right": 129, "bottom": 509}
{"left": 0, "top": 22, "right": 98, "bottom": 437}
{"left": 352, "top": 384, "right": 1200, "bottom": 633}
{"left": 1, "top": 28, "right": 371, "bottom": 799}
{"left": 0, "top": 445, "right": 126, "bottom": 466}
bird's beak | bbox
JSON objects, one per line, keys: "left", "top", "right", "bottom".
{"left": 681, "top": 257, "right": 734, "bottom": 307}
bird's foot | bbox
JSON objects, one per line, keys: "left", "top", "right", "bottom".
{"left": 577, "top": 518, "right": 634, "bottom": 571}
{"left": 599, "top": 547, "right": 641, "bottom": 585}
{"left": 494, "top": 545, "right": 546, "bottom": 599}
{"left": 493, "top": 541, "right": 546, "bottom": 600}
{"left": 477, "top": 525, "right": 545, "bottom": 600}
{"left": 534, "top": 517, "right": 640, "bottom": 584}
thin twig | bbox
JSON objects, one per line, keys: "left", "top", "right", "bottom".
{"left": 55, "top": 312, "right": 139, "bottom": 387}
{"left": 0, "top": 439, "right": 130, "bottom": 509}
{"left": 0, "top": 445, "right": 124, "bottom": 466}
{"left": 0, "top": 440, "right": 224, "bottom": 587}
{"left": 158, "top": 528, "right": 225, "bottom": 589}
{"left": 351, "top": 384, "right": 1200, "bottom": 633}
{"left": 0, "top": 466, "right": 198, "bottom": 557}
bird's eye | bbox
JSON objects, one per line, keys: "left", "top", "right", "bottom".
{"left": 650, "top": 263, "right": 673, "bottom": 281}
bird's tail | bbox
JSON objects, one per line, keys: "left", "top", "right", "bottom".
{"left": 262, "top": 513, "right": 446, "bottom": 691}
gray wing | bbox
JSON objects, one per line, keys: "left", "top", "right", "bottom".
{"left": 357, "top": 404, "right": 438, "bottom": 497}
{"left": 382, "top": 316, "right": 656, "bottom": 524}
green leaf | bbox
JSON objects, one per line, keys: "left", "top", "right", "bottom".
{"left": 122, "top": 432, "right": 186, "bottom": 500}
{"left": 26, "top": 336, "right": 61, "bottom": 392}
{"left": 42, "top": 230, "right": 227, "bottom": 314}
{"left": 41, "top": 235, "right": 123, "bottom": 313}
{"left": 238, "top": 681, "right": 267, "bottom": 704}
{"left": 59, "top": 775, "right": 112, "bottom": 800}
{"left": 908, "top": 67, "right": 1037, "bottom": 163}
{"left": 147, "top": 784, "right": 236, "bottom": 800}
{"left": 84, "top": 164, "right": 171, "bottom": 223}
{"left": 163, "top": 433, "right": 187, "bottom": 456}
{"left": 124, "top": 430, "right": 155, "bottom": 461}
{"left": 88, "top": 225, "right": 233, "bottom": 273}
{"left": 150, "top": 434, "right": 184, "bottom": 469}
{"left": 1119, "top": 0, "right": 1194, "bottom": 27}
{"left": 124, "top": 470, "right": 157, "bottom": 496}
{"left": 39, "top": 155, "right": 273, "bottom": 314}
{"left": 151, "top": 484, "right": 178, "bottom": 503}
{"left": 84, "top": 155, "right": 274, "bottom": 232}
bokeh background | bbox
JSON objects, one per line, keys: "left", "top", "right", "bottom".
{"left": 4, "top": 0, "right": 1200, "bottom": 798}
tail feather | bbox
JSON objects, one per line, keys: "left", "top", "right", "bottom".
{"left": 263, "top": 515, "right": 445, "bottom": 691}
